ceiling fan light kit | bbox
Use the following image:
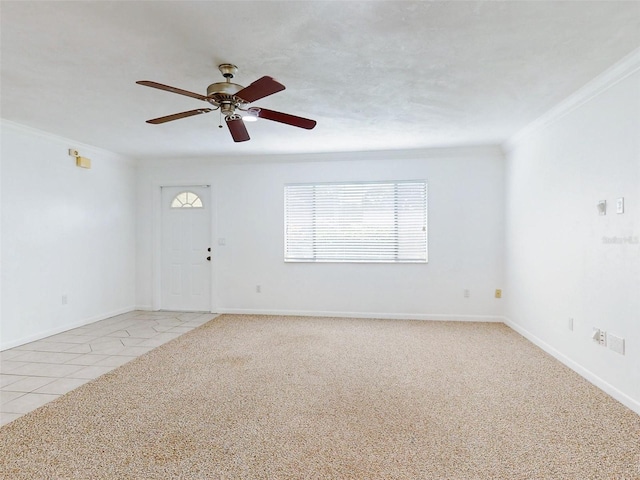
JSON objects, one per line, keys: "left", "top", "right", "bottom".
{"left": 137, "top": 64, "right": 316, "bottom": 143}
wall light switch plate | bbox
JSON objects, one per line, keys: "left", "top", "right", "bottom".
{"left": 597, "top": 200, "right": 607, "bottom": 215}
{"left": 616, "top": 197, "right": 624, "bottom": 214}
{"left": 608, "top": 333, "right": 625, "bottom": 355}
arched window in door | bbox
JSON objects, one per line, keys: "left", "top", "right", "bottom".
{"left": 170, "top": 191, "right": 203, "bottom": 208}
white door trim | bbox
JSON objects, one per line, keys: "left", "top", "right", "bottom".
{"left": 151, "top": 181, "right": 217, "bottom": 313}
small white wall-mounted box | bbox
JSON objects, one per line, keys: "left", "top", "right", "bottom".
{"left": 616, "top": 197, "right": 624, "bottom": 214}
{"left": 68, "top": 148, "right": 91, "bottom": 169}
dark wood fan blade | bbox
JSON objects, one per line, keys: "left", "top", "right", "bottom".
{"left": 226, "top": 115, "right": 250, "bottom": 142}
{"left": 146, "top": 108, "right": 213, "bottom": 124}
{"left": 136, "top": 80, "right": 209, "bottom": 101}
{"left": 235, "top": 76, "right": 285, "bottom": 103}
{"left": 249, "top": 107, "right": 316, "bottom": 129}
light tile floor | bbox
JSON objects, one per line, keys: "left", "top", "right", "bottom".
{"left": 0, "top": 310, "right": 216, "bottom": 426}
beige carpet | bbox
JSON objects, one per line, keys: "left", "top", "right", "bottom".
{"left": 1, "top": 314, "right": 638, "bottom": 479}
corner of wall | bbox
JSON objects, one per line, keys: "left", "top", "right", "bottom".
{"left": 502, "top": 50, "right": 640, "bottom": 413}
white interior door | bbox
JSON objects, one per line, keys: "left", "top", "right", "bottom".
{"left": 161, "top": 186, "right": 211, "bottom": 311}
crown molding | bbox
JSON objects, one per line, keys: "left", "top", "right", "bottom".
{"left": 136, "top": 144, "right": 505, "bottom": 167}
{"left": 504, "top": 47, "right": 640, "bottom": 152}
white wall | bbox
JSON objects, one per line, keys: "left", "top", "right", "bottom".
{"left": 504, "top": 56, "right": 640, "bottom": 413}
{"left": 0, "top": 121, "right": 137, "bottom": 349}
{"left": 136, "top": 147, "right": 505, "bottom": 321}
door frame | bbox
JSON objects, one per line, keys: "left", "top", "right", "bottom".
{"left": 151, "top": 181, "right": 217, "bottom": 312}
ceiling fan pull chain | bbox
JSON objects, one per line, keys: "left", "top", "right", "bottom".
{"left": 218, "top": 109, "right": 223, "bottom": 129}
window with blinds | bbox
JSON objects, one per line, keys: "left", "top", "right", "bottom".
{"left": 284, "top": 180, "right": 427, "bottom": 263}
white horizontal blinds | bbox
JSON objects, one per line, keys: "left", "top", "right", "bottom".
{"left": 284, "top": 185, "right": 316, "bottom": 260}
{"left": 285, "top": 181, "right": 427, "bottom": 263}
{"left": 396, "top": 182, "right": 428, "bottom": 261}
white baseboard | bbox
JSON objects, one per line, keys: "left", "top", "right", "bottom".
{"left": 504, "top": 317, "right": 640, "bottom": 416}
{"left": 216, "top": 308, "right": 504, "bottom": 323}
{"left": 0, "top": 305, "right": 137, "bottom": 351}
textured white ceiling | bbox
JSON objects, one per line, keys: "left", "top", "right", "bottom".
{"left": 1, "top": 1, "right": 639, "bottom": 159}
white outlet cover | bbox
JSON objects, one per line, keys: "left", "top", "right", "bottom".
{"left": 608, "top": 333, "right": 625, "bottom": 355}
{"left": 616, "top": 197, "right": 624, "bottom": 214}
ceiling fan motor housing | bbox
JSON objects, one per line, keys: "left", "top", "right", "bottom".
{"left": 206, "top": 82, "right": 246, "bottom": 109}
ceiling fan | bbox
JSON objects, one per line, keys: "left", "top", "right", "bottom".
{"left": 136, "top": 64, "right": 316, "bottom": 142}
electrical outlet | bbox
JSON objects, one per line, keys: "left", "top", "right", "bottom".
{"left": 464, "top": 289, "right": 470, "bottom": 298}
{"left": 256, "top": 285, "right": 261, "bottom": 293}
{"left": 592, "top": 328, "right": 606, "bottom": 346}
{"left": 495, "top": 289, "right": 502, "bottom": 299}
{"left": 62, "top": 294, "right": 68, "bottom": 305}
{"left": 568, "top": 318, "right": 574, "bottom": 331}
